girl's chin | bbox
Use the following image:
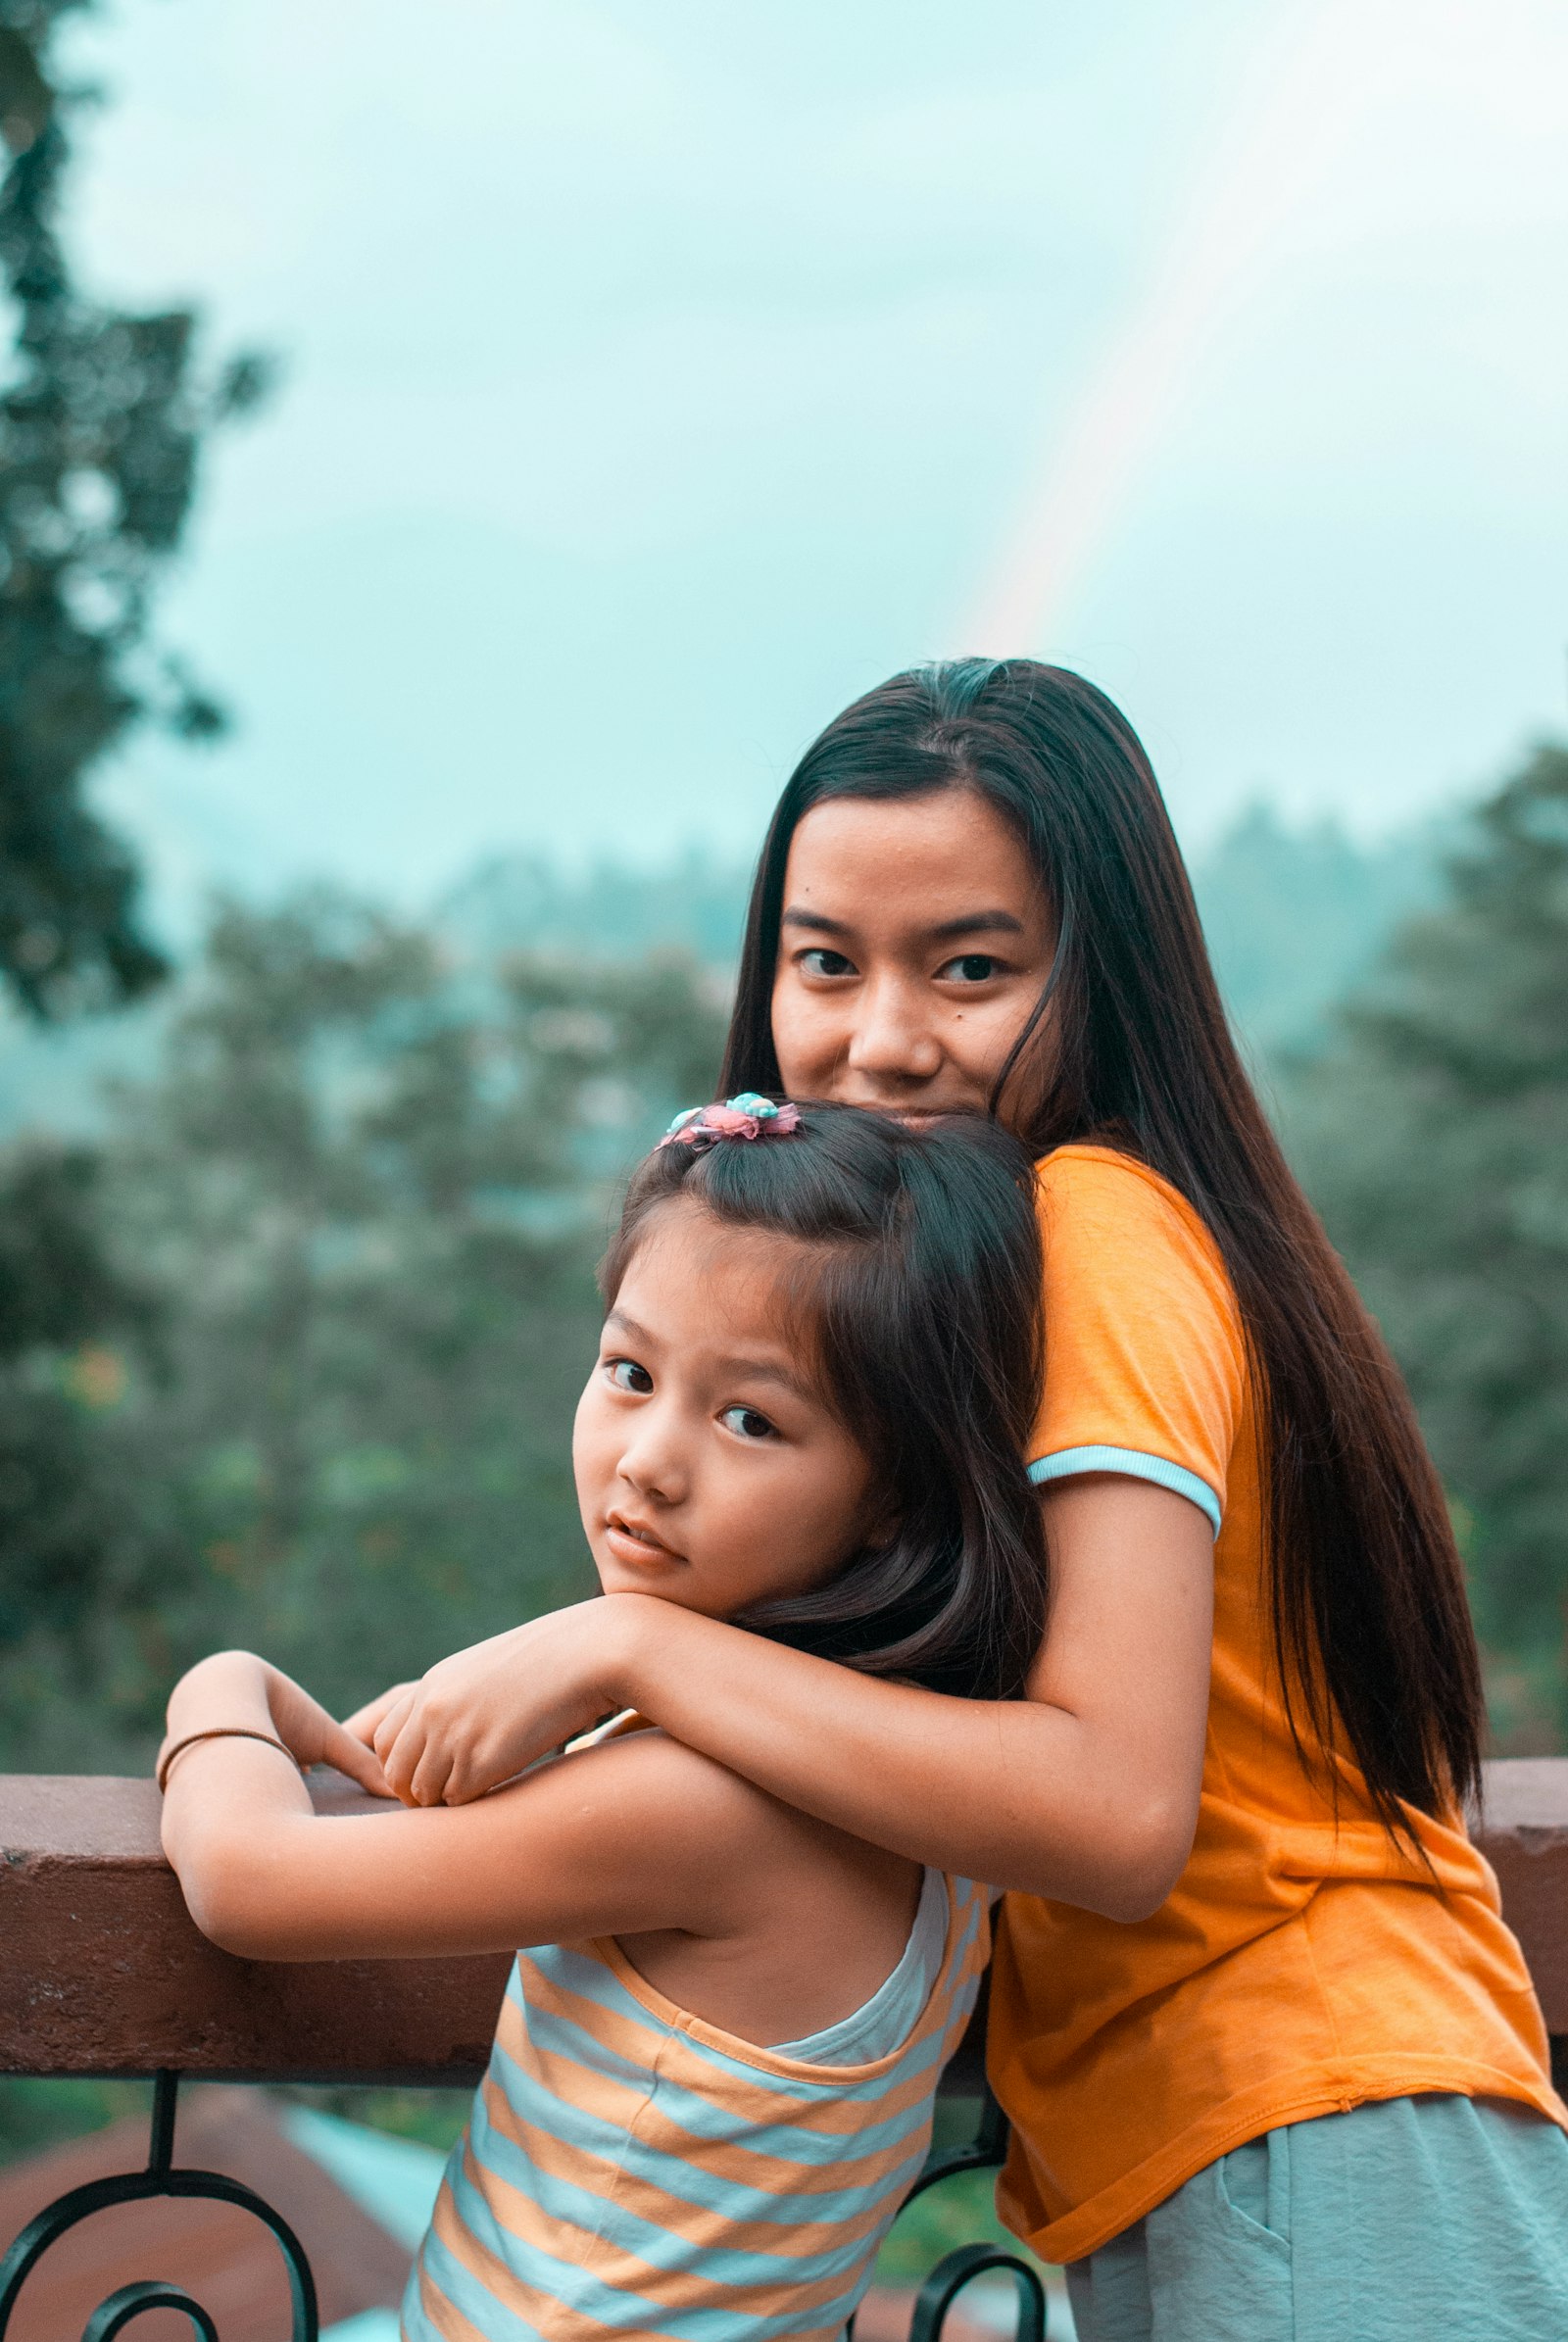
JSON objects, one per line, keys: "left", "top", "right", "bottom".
{"left": 593, "top": 1564, "right": 735, "bottom": 1622}
{"left": 596, "top": 1545, "right": 688, "bottom": 1595}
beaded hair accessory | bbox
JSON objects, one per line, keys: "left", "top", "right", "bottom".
{"left": 659, "top": 1093, "right": 804, "bottom": 1150}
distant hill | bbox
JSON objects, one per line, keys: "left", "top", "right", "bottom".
{"left": 0, "top": 808, "right": 1446, "bottom": 1142}
{"left": 1190, "top": 805, "right": 1444, "bottom": 1061}
{"left": 437, "top": 848, "right": 752, "bottom": 970}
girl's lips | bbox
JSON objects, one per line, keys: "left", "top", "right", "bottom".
{"left": 605, "top": 1517, "right": 684, "bottom": 1569}
{"left": 839, "top": 1098, "right": 978, "bottom": 1126}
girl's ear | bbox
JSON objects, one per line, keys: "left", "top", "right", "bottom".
{"left": 860, "top": 1489, "right": 902, "bottom": 1552}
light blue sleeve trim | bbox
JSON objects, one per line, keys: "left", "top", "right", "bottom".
{"left": 1027, "top": 1445, "right": 1222, "bottom": 1538}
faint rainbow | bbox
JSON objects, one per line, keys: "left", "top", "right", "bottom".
{"left": 958, "top": 0, "right": 1365, "bottom": 657}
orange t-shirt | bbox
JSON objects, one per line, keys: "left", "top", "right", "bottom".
{"left": 989, "top": 1144, "right": 1565, "bottom": 2267}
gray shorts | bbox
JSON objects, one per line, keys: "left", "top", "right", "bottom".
{"left": 1065, "top": 2092, "right": 1568, "bottom": 2342}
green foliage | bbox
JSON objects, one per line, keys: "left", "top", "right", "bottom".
{"left": 872, "top": 2167, "right": 1024, "bottom": 2286}
{"left": 1287, "top": 742, "right": 1568, "bottom": 1743}
{"left": 281, "top": 2084, "right": 470, "bottom": 2158}
{"left": 0, "top": 891, "right": 728, "bottom": 1761}
{"left": 0, "top": 2075, "right": 150, "bottom": 2167}
{"left": 0, "top": 1138, "right": 187, "bottom": 1764}
{"left": 0, "top": 1, "right": 270, "bottom": 1761}
{"left": 0, "top": 1136, "right": 143, "bottom": 1349}
{"left": 0, "top": 0, "right": 270, "bottom": 1018}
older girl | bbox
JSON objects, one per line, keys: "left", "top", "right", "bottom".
{"left": 367, "top": 661, "right": 1568, "bottom": 2342}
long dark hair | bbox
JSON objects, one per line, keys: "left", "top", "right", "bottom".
{"left": 603, "top": 1103, "right": 1047, "bottom": 1701}
{"left": 721, "top": 659, "right": 1483, "bottom": 1828}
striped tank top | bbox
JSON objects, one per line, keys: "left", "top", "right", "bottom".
{"left": 402, "top": 1869, "right": 990, "bottom": 2341}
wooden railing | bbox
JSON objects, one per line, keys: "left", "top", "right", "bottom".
{"left": 0, "top": 1769, "right": 1000, "bottom": 2093}
{"left": 4, "top": 1759, "right": 1568, "bottom": 2337}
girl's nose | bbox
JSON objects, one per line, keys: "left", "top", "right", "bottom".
{"left": 846, "top": 974, "right": 944, "bottom": 1083}
{"left": 616, "top": 1419, "right": 688, "bottom": 1507}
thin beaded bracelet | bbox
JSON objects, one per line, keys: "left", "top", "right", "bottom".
{"left": 156, "top": 1727, "right": 307, "bottom": 1794}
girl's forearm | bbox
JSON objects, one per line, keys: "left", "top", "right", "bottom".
{"left": 161, "top": 1650, "right": 410, "bottom": 1958}
{"left": 601, "top": 1597, "right": 1187, "bottom": 1919}
{"left": 373, "top": 1482, "right": 1211, "bottom": 1913}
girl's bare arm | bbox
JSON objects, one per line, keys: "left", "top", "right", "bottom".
{"left": 368, "top": 1478, "right": 1215, "bottom": 1923}
{"left": 160, "top": 1653, "right": 802, "bottom": 1961}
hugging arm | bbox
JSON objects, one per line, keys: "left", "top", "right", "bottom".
{"left": 363, "top": 1478, "right": 1214, "bottom": 1923}
{"left": 160, "top": 1653, "right": 770, "bottom": 1961}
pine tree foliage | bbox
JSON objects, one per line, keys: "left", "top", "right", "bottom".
{"left": 1290, "top": 743, "right": 1568, "bottom": 1740}
{"left": 0, "top": 0, "right": 270, "bottom": 1017}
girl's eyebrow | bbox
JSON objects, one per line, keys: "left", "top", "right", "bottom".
{"left": 606, "top": 1310, "right": 815, "bottom": 1405}
{"left": 709, "top": 1352, "right": 817, "bottom": 1405}
{"left": 780, "top": 906, "right": 1025, "bottom": 941}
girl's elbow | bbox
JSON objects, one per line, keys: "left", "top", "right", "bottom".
{"left": 1069, "top": 1791, "right": 1198, "bottom": 1924}
{"left": 1096, "top": 1869, "right": 1179, "bottom": 1926}
{"left": 181, "top": 1873, "right": 264, "bottom": 1957}
{"left": 200, "top": 1909, "right": 276, "bottom": 1960}
{"left": 1106, "top": 1796, "right": 1200, "bottom": 1922}
{"left": 176, "top": 1846, "right": 305, "bottom": 1961}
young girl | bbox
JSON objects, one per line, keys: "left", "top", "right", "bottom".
{"left": 364, "top": 660, "right": 1568, "bottom": 2341}
{"left": 160, "top": 1101, "right": 1048, "bottom": 2342}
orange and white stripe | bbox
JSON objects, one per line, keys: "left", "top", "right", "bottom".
{"left": 402, "top": 1876, "right": 989, "bottom": 2341}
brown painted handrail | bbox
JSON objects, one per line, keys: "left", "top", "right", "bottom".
{"left": 4, "top": 1760, "right": 1568, "bottom": 2086}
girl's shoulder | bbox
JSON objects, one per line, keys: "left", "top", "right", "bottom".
{"left": 1026, "top": 1145, "right": 1249, "bottom": 1519}
{"left": 1033, "top": 1143, "right": 1230, "bottom": 1292}
{"left": 1036, "top": 1140, "right": 1200, "bottom": 1213}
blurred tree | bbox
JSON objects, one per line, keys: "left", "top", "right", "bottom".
{"left": 1289, "top": 742, "right": 1568, "bottom": 1745}
{"left": 0, "top": 1136, "right": 189, "bottom": 1767}
{"left": 0, "top": 0, "right": 271, "bottom": 1763}
{"left": 0, "top": 0, "right": 270, "bottom": 1018}
{"left": 72, "top": 894, "right": 730, "bottom": 1732}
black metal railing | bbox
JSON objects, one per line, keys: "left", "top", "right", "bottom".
{"left": 1, "top": 2069, "right": 1050, "bottom": 2342}
{"left": 879, "top": 2085, "right": 1047, "bottom": 2342}
{"left": 0, "top": 2072, "right": 318, "bottom": 2342}
{"left": 11, "top": 1755, "right": 1568, "bottom": 2339}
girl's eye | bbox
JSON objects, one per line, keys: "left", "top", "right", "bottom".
{"left": 608, "top": 1358, "right": 654, "bottom": 1394}
{"left": 800, "top": 948, "right": 856, "bottom": 979}
{"left": 938, "top": 953, "right": 1001, "bottom": 983}
{"left": 720, "top": 1404, "right": 778, "bottom": 1441}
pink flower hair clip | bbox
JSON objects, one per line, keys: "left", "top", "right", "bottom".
{"left": 659, "top": 1093, "right": 805, "bottom": 1150}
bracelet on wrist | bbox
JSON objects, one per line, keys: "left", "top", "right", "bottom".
{"left": 156, "top": 1727, "right": 307, "bottom": 1794}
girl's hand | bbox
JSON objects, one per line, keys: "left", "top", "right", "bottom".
{"left": 263, "top": 1664, "right": 395, "bottom": 1796}
{"left": 372, "top": 1599, "right": 639, "bottom": 1807}
{"left": 341, "top": 1681, "right": 418, "bottom": 1752}
{"left": 160, "top": 1650, "right": 392, "bottom": 1799}
{"left": 382, "top": 1483, "right": 1211, "bottom": 1908}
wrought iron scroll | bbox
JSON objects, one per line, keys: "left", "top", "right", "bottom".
{"left": 848, "top": 2083, "right": 1051, "bottom": 2342}
{"left": 907, "top": 2243, "right": 1045, "bottom": 2342}
{"left": 0, "top": 2070, "right": 318, "bottom": 2342}
{"left": 1, "top": 2072, "right": 1040, "bottom": 2340}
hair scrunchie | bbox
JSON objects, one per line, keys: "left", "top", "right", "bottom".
{"left": 658, "top": 1094, "right": 805, "bottom": 1150}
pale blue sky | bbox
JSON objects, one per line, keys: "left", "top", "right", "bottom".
{"left": 64, "top": 0, "right": 1568, "bottom": 916}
